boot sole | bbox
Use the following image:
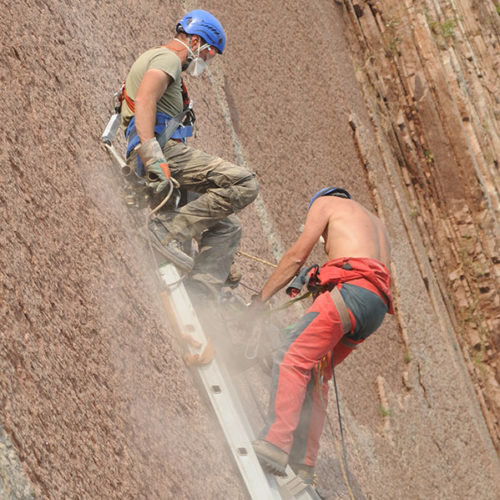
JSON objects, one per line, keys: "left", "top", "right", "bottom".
{"left": 254, "top": 453, "right": 287, "bottom": 477}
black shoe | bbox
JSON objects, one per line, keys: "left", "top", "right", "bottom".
{"left": 289, "top": 462, "right": 316, "bottom": 485}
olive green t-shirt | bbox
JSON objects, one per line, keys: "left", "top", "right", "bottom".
{"left": 121, "top": 46, "right": 183, "bottom": 131}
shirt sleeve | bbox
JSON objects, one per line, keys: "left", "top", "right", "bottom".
{"left": 147, "top": 50, "right": 181, "bottom": 82}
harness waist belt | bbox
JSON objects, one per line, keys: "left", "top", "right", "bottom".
{"left": 125, "top": 112, "right": 193, "bottom": 176}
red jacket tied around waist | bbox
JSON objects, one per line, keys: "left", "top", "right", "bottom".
{"left": 311, "top": 257, "right": 394, "bottom": 314}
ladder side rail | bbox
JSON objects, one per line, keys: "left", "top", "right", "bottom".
{"left": 160, "top": 264, "right": 281, "bottom": 500}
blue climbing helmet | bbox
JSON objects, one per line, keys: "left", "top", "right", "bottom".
{"left": 176, "top": 9, "right": 226, "bottom": 54}
{"left": 308, "top": 187, "right": 352, "bottom": 209}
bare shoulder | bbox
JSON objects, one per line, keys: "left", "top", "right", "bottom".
{"left": 307, "top": 196, "right": 392, "bottom": 239}
{"left": 306, "top": 196, "right": 341, "bottom": 222}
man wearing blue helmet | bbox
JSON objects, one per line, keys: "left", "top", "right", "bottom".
{"left": 252, "top": 188, "right": 393, "bottom": 481}
{"left": 121, "top": 9, "right": 258, "bottom": 294}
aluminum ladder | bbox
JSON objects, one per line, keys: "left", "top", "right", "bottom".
{"left": 160, "top": 264, "right": 322, "bottom": 500}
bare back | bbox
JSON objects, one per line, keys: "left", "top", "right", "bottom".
{"left": 258, "top": 195, "right": 391, "bottom": 301}
{"left": 320, "top": 197, "right": 391, "bottom": 267}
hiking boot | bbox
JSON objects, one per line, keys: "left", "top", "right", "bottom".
{"left": 149, "top": 219, "right": 194, "bottom": 272}
{"left": 252, "top": 440, "right": 288, "bottom": 476}
{"left": 290, "top": 463, "right": 316, "bottom": 486}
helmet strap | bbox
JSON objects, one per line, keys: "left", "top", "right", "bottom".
{"left": 175, "top": 36, "right": 196, "bottom": 65}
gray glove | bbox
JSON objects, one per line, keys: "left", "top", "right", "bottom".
{"left": 136, "top": 138, "right": 171, "bottom": 193}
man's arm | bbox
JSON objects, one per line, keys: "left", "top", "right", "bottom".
{"left": 134, "top": 69, "right": 171, "bottom": 143}
{"left": 259, "top": 203, "right": 331, "bottom": 301}
{"left": 134, "top": 69, "right": 173, "bottom": 191}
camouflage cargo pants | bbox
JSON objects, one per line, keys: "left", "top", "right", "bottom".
{"left": 128, "top": 139, "right": 258, "bottom": 289}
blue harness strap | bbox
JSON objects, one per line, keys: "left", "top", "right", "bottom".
{"left": 125, "top": 112, "right": 193, "bottom": 176}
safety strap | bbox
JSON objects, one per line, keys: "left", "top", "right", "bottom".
{"left": 125, "top": 112, "right": 193, "bottom": 176}
{"left": 122, "top": 84, "right": 135, "bottom": 113}
{"left": 330, "top": 286, "right": 359, "bottom": 350}
{"left": 122, "top": 76, "right": 192, "bottom": 116}
{"left": 330, "top": 286, "right": 351, "bottom": 334}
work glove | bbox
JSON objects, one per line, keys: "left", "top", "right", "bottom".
{"left": 136, "top": 138, "right": 171, "bottom": 193}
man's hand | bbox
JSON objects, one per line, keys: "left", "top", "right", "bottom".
{"left": 146, "top": 160, "right": 172, "bottom": 193}
{"left": 136, "top": 138, "right": 172, "bottom": 193}
{"left": 246, "top": 294, "right": 269, "bottom": 317}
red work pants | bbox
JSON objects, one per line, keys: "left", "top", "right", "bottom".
{"left": 262, "top": 277, "right": 388, "bottom": 466}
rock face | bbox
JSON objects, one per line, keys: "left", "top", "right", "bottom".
{"left": 0, "top": 1, "right": 499, "bottom": 500}
{"left": 0, "top": 1, "right": 245, "bottom": 498}
{"left": 342, "top": 0, "right": 500, "bottom": 451}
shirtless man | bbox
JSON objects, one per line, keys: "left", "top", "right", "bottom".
{"left": 252, "top": 187, "right": 393, "bottom": 481}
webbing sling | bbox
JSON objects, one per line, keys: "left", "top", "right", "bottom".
{"left": 122, "top": 84, "right": 135, "bottom": 113}
{"left": 156, "top": 104, "right": 193, "bottom": 148}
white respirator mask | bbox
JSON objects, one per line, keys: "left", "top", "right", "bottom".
{"left": 176, "top": 38, "right": 212, "bottom": 78}
{"left": 186, "top": 57, "right": 208, "bottom": 77}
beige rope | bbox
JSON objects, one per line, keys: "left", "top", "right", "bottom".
{"left": 236, "top": 250, "right": 278, "bottom": 268}
{"left": 317, "top": 364, "right": 356, "bottom": 500}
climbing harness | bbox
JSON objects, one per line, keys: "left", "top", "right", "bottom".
{"left": 124, "top": 110, "right": 192, "bottom": 177}
{"left": 101, "top": 68, "right": 197, "bottom": 175}
{"left": 122, "top": 76, "right": 195, "bottom": 176}
{"left": 286, "top": 265, "right": 320, "bottom": 298}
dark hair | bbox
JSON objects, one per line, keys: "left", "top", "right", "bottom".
{"left": 175, "top": 26, "right": 207, "bottom": 46}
